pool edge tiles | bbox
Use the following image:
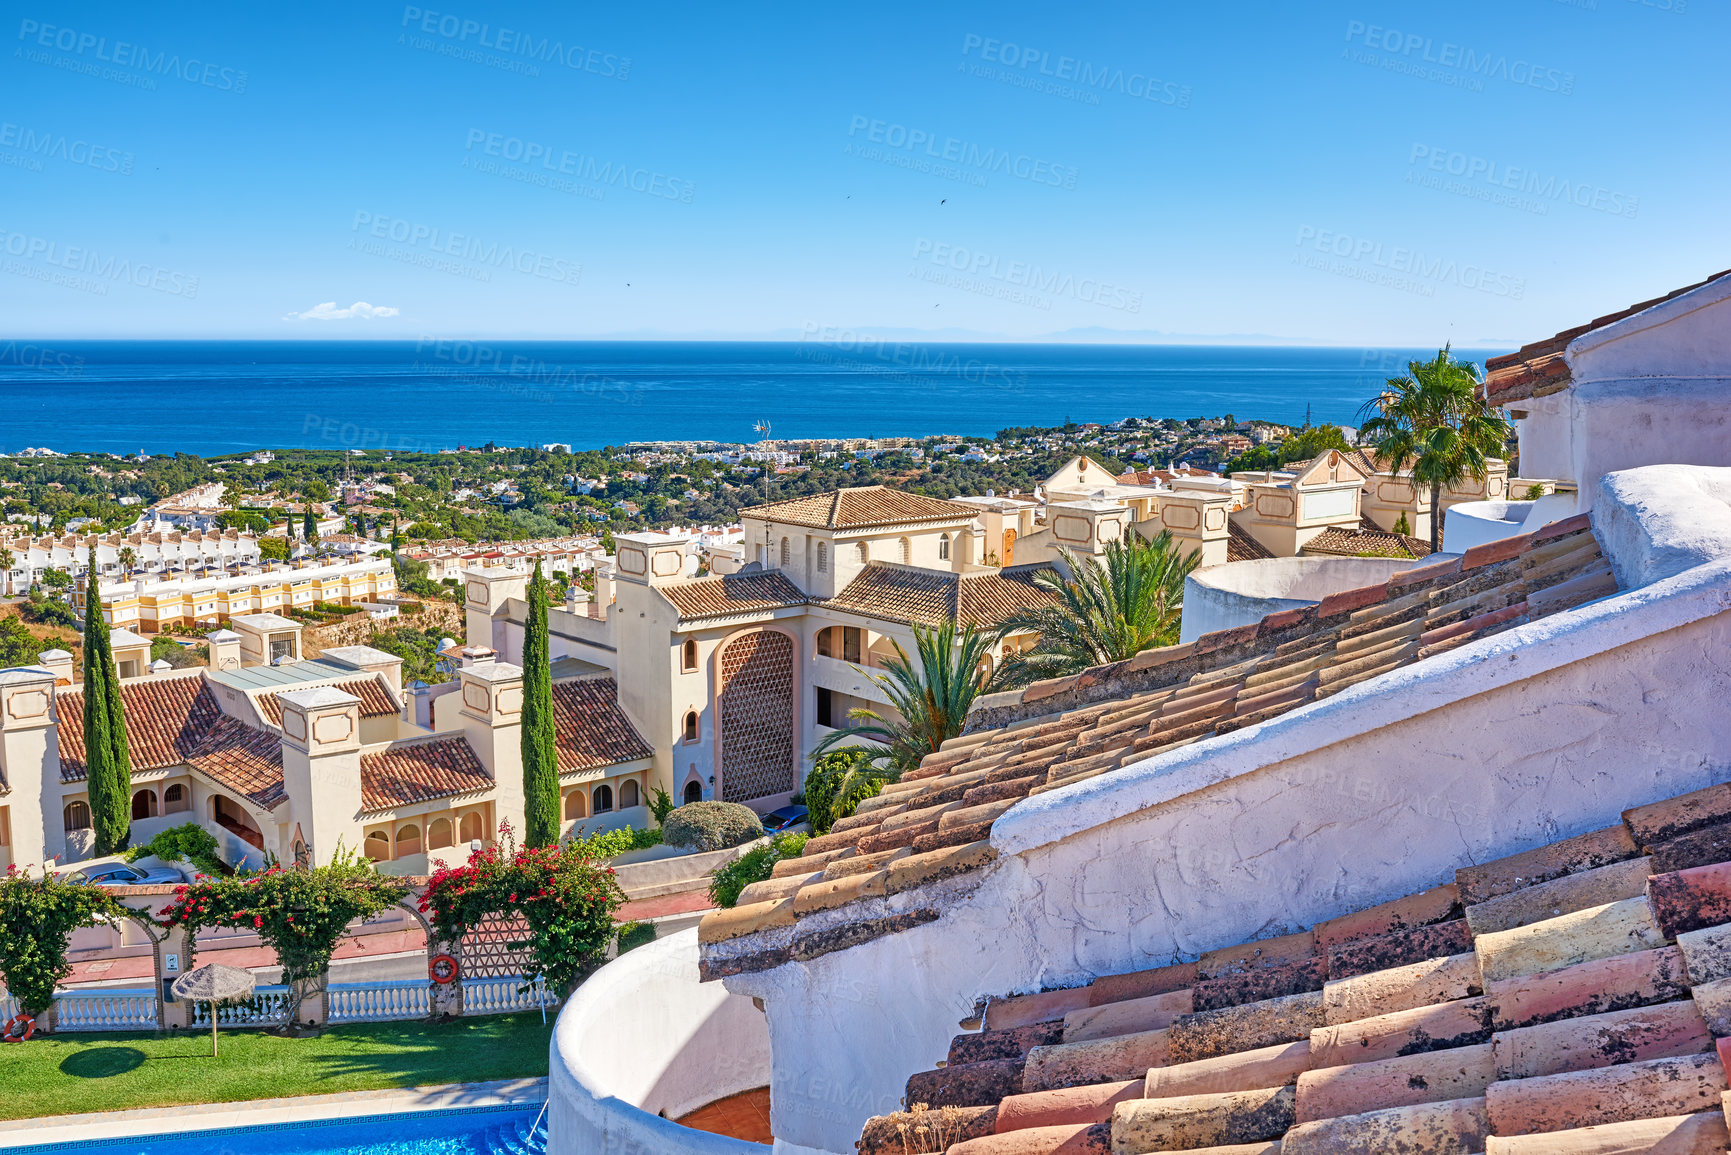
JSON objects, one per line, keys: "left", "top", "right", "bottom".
{"left": 0, "top": 1079, "right": 546, "bottom": 1152}
{"left": 0, "top": 1103, "right": 545, "bottom": 1155}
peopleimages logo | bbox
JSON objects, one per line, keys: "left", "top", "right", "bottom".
{"left": 462, "top": 130, "right": 694, "bottom": 203}
{"left": 845, "top": 116, "right": 1078, "bottom": 189}
{"left": 1294, "top": 225, "right": 1525, "bottom": 299}
{"left": 399, "top": 7, "right": 629, "bottom": 79}
{"left": 912, "top": 239, "right": 1142, "bottom": 313}
{"left": 1342, "top": 21, "right": 1574, "bottom": 95}
{"left": 1407, "top": 144, "right": 1638, "bottom": 219}
{"left": 16, "top": 19, "right": 249, "bottom": 93}
{"left": 959, "top": 34, "right": 1191, "bottom": 107}
{"left": 0, "top": 121, "right": 134, "bottom": 174}
{"left": 0, "top": 228, "right": 200, "bottom": 297}
{"left": 350, "top": 212, "right": 581, "bottom": 286}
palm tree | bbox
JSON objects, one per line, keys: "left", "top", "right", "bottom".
{"left": 1358, "top": 346, "right": 1513, "bottom": 553}
{"left": 0, "top": 547, "right": 13, "bottom": 596}
{"left": 993, "top": 530, "right": 1202, "bottom": 687}
{"left": 117, "top": 546, "right": 137, "bottom": 575}
{"left": 812, "top": 619, "right": 997, "bottom": 775}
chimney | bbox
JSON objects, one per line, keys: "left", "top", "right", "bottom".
{"left": 594, "top": 563, "right": 616, "bottom": 611}
{"left": 278, "top": 686, "right": 363, "bottom": 867}
{"left": 205, "top": 629, "right": 243, "bottom": 672}
{"left": 35, "top": 648, "right": 75, "bottom": 687}
{"left": 0, "top": 667, "right": 60, "bottom": 867}
{"left": 455, "top": 662, "right": 525, "bottom": 827}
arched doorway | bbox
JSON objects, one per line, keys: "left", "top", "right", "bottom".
{"left": 683, "top": 780, "right": 703, "bottom": 805}
{"left": 716, "top": 630, "right": 796, "bottom": 803}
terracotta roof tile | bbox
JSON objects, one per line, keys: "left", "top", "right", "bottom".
{"left": 184, "top": 715, "right": 286, "bottom": 809}
{"left": 359, "top": 737, "right": 493, "bottom": 812}
{"left": 56, "top": 675, "right": 222, "bottom": 782}
{"left": 702, "top": 518, "right": 1615, "bottom": 978}
{"left": 657, "top": 571, "right": 806, "bottom": 620}
{"left": 1485, "top": 269, "right": 1731, "bottom": 405}
{"left": 840, "top": 774, "right": 1731, "bottom": 1155}
{"left": 550, "top": 678, "right": 653, "bottom": 774}
{"left": 1301, "top": 518, "right": 1433, "bottom": 561}
{"left": 741, "top": 485, "right": 979, "bottom": 530}
{"left": 820, "top": 562, "right": 1060, "bottom": 629}
{"left": 1226, "top": 521, "right": 1276, "bottom": 563}
{"left": 256, "top": 675, "right": 399, "bottom": 726}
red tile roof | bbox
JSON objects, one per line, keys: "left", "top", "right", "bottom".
{"left": 820, "top": 563, "right": 1060, "bottom": 629}
{"left": 742, "top": 486, "right": 979, "bottom": 530}
{"left": 551, "top": 678, "right": 653, "bottom": 775}
{"left": 700, "top": 515, "right": 1617, "bottom": 978}
{"left": 1301, "top": 517, "right": 1433, "bottom": 561}
{"left": 255, "top": 675, "right": 400, "bottom": 727}
{"left": 849, "top": 776, "right": 1731, "bottom": 1155}
{"left": 56, "top": 676, "right": 222, "bottom": 783}
{"left": 1226, "top": 522, "right": 1276, "bottom": 563}
{"left": 657, "top": 572, "right": 807, "bottom": 620}
{"left": 185, "top": 715, "right": 286, "bottom": 809}
{"left": 359, "top": 738, "right": 494, "bottom": 812}
{"left": 1485, "top": 269, "right": 1731, "bottom": 406}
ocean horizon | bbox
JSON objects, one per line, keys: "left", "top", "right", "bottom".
{"left": 0, "top": 340, "right": 1505, "bottom": 457}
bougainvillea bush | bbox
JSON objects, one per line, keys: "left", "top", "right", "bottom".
{"left": 420, "top": 829, "right": 624, "bottom": 994}
{"left": 0, "top": 866, "right": 124, "bottom": 1017}
{"left": 157, "top": 850, "right": 407, "bottom": 1026}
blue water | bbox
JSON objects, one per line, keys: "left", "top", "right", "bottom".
{"left": 8, "top": 1104, "right": 545, "bottom": 1155}
{"left": 0, "top": 340, "right": 1505, "bottom": 456}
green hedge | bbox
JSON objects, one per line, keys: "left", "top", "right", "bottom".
{"left": 708, "top": 833, "right": 809, "bottom": 908}
{"left": 616, "top": 921, "right": 656, "bottom": 954}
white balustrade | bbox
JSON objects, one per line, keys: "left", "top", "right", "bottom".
{"left": 187, "top": 985, "right": 293, "bottom": 1027}
{"left": 462, "top": 974, "right": 549, "bottom": 1016}
{"left": 327, "top": 981, "right": 431, "bottom": 1023}
{"left": 51, "top": 988, "right": 160, "bottom": 1031}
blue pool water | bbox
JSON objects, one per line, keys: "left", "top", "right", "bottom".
{"left": 7, "top": 1104, "right": 546, "bottom": 1155}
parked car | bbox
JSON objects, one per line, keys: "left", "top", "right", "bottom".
{"left": 760, "top": 805, "right": 809, "bottom": 833}
{"left": 69, "top": 862, "right": 185, "bottom": 886}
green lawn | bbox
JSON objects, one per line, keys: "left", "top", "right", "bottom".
{"left": 0, "top": 1014, "right": 553, "bottom": 1120}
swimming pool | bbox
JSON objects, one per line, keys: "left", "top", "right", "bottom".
{"left": 5, "top": 1104, "right": 546, "bottom": 1155}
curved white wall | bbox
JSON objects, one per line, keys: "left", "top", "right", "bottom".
{"left": 1180, "top": 556, "right": 1424, "bottom": 642}
{"left": 549, "top": 927, "right": 771, "bottom": 1155}
{"left": 1440, "top": 500, "right": 1533, "bottom": 554}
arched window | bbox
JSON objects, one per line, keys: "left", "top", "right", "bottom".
{"left": 816, "top": 541, "right": 828, "bottom": 572}
{"left": 681, "top": 638, "right": 698, "bottom": 672}
{"left": 683, "top": 710, "right": 699, "bottom": 743}
{"left": 938, "top": 534, "right": 950, "bottom": 560}
{"left": 395, "top": 824, "right": 421, "bottom": 856}
{"left": 458, "top": 811, "right": 484, "bottom": 844}
{"left": 593, "top": 784, "right": 614, "bottom": 813}
{"left": 620, "top": 779, "right": 641, "bottom": 809}
{"left": 779, "top": 537, "right": 791, "bottom": 567}
{"left": 64, "top": 800, "right": 91, "bottom": 832}
{"left": 164, "top": 783, "right": 189, "bottom": 813}
{"left": 899, "top": 537, "right": 911, "bottom": 564}
{"left": 683, "top": 780, "right": 703, "bottom": 805}
{"left": 429, "top": 817, "right": 454, "bottom": 849}
{"left": 131, "top": 788, "right": 159, "bottom": 820}
{"left": 564, "top": 789, "right": 587, "bottom": 820}
{"left": 363, "top": 831, "right": 391, "bottom": 861}
{"left": 816, "top": 627, "right": 832, "bottom": 658}
{"left": 856, "top": 542, "right": 869, "bottom": 564}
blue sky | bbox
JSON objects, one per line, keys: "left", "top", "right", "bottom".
{"left": 2, "top": 0, "right": 1724, "bottom": 344}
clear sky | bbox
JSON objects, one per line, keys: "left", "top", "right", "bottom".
{"left": 2, "top": 0, "right": 1724, "bottom": 345}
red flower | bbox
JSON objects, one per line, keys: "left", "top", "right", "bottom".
{"left": 253, "top": 916, "right": 264, "bottom": 928}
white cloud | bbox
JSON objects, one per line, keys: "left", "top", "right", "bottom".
{"left": 283, "top": 301, "right": 400, "bottom": 322}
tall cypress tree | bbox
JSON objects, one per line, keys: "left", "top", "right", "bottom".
{"left": 302, "top": 506, "right": 317, "bottom": 542}
{"left": 81, "top": 549, "right": 133, "bottom": 855}
{"left": 520, "top": 561, "right": 560, "bottom": 847}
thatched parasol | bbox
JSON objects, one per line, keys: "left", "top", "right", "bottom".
{"left": 172, "top": 964, "right": 257, "bottom": 1056}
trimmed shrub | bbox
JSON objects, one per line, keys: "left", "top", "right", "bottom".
{"left": 708, "top": 833, "right": 809, "bottom": 908}
{"left": 616, "top": 921, "right": 656, "bottom": 954}
{"left": 125, "top": 822, "right": 228, "bottom": 877}
{"left": 662, "top": 801, "right": 764, "bottom": 852}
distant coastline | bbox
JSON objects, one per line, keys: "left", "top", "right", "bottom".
{"left": 0, "top": 340, "right": 1506, "bottom": 457}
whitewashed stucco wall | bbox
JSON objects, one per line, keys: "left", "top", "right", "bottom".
{"left": 725, "top": 553, "right": 1731, "bottom": 1152}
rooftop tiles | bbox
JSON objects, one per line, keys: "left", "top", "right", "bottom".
{"left": 701, "top": 515, "right": 1614, "bottom": 978}
{"left": 851, "top": 773, "right": 1731, "bottom": 1155}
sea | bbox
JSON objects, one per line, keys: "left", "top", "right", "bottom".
{"left": 0, "top": 340, "right": 1505, "bottom": 457}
